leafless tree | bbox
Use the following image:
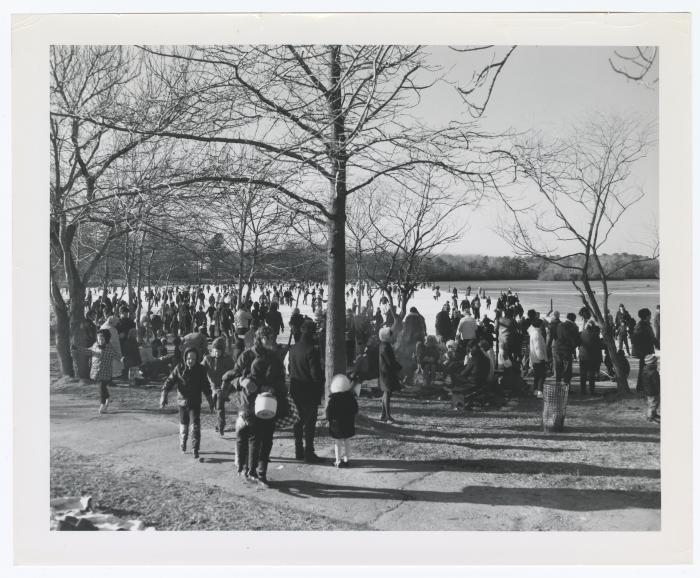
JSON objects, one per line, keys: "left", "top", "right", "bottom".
{"left": 497, "top": 115, "right": 658, "bottom": 393}
{"left": 609, "top": 46, "right": 658, "bottom": 87}
{"left": 356, "top": 168, "right": 473, "bottom": 320}
{"left": 57, "top": 44, "right": 516, "bottom": 384}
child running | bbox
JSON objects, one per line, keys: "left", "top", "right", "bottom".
{"left": 160, "top": 347, "right": 214, "bottom": 459}
{"left": 326, "top": 374, "right": 359, "bottom": 468}
{"left": 71, "top": 328, "right": 116, "bottom": 414}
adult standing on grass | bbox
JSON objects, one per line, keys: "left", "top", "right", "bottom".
{"left": 631, "top": 308, "right": 659, "bottom": 393}
{"left": 378, "top": 327, "right": 402, "bottom": 423}
{"left": 527, "top": 318, "right": 548, "bottom": 398}
{"left": 288, "top": 320, "right": 325, "bottom": 463}
{"left": 578, "top": 321, "right": 602, "bottom": 395}
{"left": 553, "top": 313, "right": 580, "bottom": 392}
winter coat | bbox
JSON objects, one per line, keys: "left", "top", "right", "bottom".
{"left": 579, "top": 326, "right": 602, "bottom": 363}
{"left": 266, "top": 310, "right": 284, "bottom": 335}
{"left": 325, "top": 390, "right": 359, "bottom": 439}
{"left": 73, "top": 342, "right": 116, "bottom": 382}
{"left": 527, "top": 325, "right": 547, "bottom": 364}
{"left": 639, "top": 363, "right": 660, "bottom": 397}
{"left": 221, "top": 347, "right": 288, "bottom": 420}
{"left": 162, "top": 349, "right": 213, "bottom": 408}
{"left": 554, "top": 320, "right": 580, "bottom": 357}
{"left": 288, "top": 339, "right": 324, "bottom": 405}
{"left": 435, "top": 310, "right": 452, "bottom": 339}
{"left": 202, "top": 352, "right": 236, "bottom": 393}
{"left": 378, "top": 341, "right": 402, "bottom": 393}
{"left": 631, "top": 319, "right": 658, "bottom": 358}
{"left": 456, "top": 347, "right": 489, "bottom": 388}
{"left": 99, "top": 320, "right": 123, "bottom": 377}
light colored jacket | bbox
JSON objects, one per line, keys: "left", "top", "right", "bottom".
{"left": 528, "top": 325, "right": 547, "bottom": 364}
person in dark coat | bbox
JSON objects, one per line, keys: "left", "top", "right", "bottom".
{"left": 378, "top": 327, "right": 401, "bottom": 423}
{"left": 288, "top": 307, "right": 305, "bottom": 343}
{"left": 553, "top": 313, "right": 580, "bottom": 388}
{"left": 578, "top": 321, "right": 602, "bottom": 394}
{"left": 288, "top": 320, "right": 325, "bottom": 463}
{"left": 221, "top": 326, "right": 288, "bottom": 485}
{"left": 325, "top": 375, "right": 359, "bottom": 468}
{"left": 265, "top": 302, "right": 285, "bottom": 341}
{"left": 435, "top": 303, "right": 452, "bottom": 343}
{"left": 631, "top": 308, "right": 659, "bottom": 393}
{"left": 160, "top": 347, "right": 214, "bottom": 459}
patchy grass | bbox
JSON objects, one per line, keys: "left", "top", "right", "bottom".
{"left": 51, "top": 447, "right": 360, "bottom": 531}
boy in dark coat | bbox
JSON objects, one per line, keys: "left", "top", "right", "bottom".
{"left": 160, "top": 347, "right": 214, "bottom": 459}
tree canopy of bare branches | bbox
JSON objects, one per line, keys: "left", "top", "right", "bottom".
{"left": 498, "top": 115, "right": 658, "bottom": 392}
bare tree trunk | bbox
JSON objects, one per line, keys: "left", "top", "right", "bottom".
{"left": 323, "top": 45, "right": 349, "bottom": 394}
{"left": 51, "top": 272, "right": 74, "bottom": 378}
{"left": 135, "top": 231, "right": 146, "bottom": 339}
{"left": 325, "top": 211, "right": 347, "bottom": 392}
{"left": 124, "top": 230, "right": 133, "bottom": 313}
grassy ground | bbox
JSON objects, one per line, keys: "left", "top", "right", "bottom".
{"left": 50, "top": 446, "right": 360, "bottom": 530}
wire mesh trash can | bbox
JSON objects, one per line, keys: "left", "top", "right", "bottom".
{"left": 542, "top": 382, "right": 569, "bottom": 432}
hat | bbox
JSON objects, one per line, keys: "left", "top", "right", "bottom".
{"left": 644, "top": 354, "right": 658, "bottom": 366}
{"left": 330, "top": 374, "right": 353, "bottom": 394}
{"left": 378, "top": 327, "right": 393, "bottom": 343}
{"left": 212, "top": 336, "right": 226, "bottom": 352}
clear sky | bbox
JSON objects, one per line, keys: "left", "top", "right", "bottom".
{"left": 421, "top": 46, "right": 659, "bottom": 257}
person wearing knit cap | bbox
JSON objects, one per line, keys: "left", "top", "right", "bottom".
{"left": 203, "top": 336, "right": 236, "bottom": 436}
{"left": 639, "top": 354, "right": 660, "bottom": 422}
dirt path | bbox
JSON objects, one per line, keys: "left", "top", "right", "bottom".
{"left": 50, "top": 378, "right": 660, "bottom": 531}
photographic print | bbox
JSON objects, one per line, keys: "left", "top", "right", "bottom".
{"left": 48, "top": 42, "right": 661, "bottom": 532}
{"left": 11, "top": 11, "right": 693, "bottom": 566}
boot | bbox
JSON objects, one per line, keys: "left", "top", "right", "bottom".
{"left": 304, "top": 448, "right": 324, "bottom": 464}
{"left": 256, "top": 461, "right": 270, "bottom": 487}
{"left": 179, "top": 425, "right": 188, "bottom": 453}
{"left": 234, "top": 453, "right": 249, "bottom": 478}
{"left": 192, "top": 421, "right": 201, "bottom": 459}
{"left": 295, "top": 441, "right": 305, "bottom": 460}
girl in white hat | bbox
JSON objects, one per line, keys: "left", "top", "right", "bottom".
{"left": 325, "top": 374, "right": 359, "bottom": 468}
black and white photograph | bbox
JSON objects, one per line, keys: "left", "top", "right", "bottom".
{"left": 8, "top": 8, "right": 695, "bottom": 570}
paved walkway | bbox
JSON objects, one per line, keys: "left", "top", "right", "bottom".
{"left": 51, "top": 383, "right": 660, "bottom": 531}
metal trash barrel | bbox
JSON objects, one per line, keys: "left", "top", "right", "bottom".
{"left": 542, "top": 382, "right": 569, "bottom": 432}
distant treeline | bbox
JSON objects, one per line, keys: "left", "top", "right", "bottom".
{"left": 424, "top": 253, "right": 659, "bottom": 282}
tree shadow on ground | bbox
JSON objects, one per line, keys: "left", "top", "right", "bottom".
{"left": 329, "top": 457, "right": 659, "bottom": 478}
{"left": 368, "top": 436, "right": 579, "bottom": 453}
{"left": 272, "top": 479, "right": 660, "bottom": 511}
{"left": 356, "top": 420, "right": 659, "bottom": 444}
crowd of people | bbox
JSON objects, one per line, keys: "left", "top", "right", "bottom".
{"left": 64, "top": 280, "right": 661, "bottom": 487}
